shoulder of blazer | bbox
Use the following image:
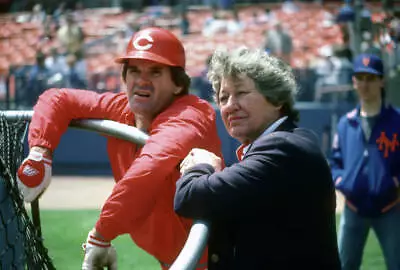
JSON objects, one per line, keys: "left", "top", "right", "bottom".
{"left": 245, "top": 127, "right": 320, "bottom": 156}
{"left": 243, "top": 119, "right": 296, "bottom": 154}
{"left": 244, "top": 130, "right": 288, "bottom": 156}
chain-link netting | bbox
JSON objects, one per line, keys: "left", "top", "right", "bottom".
{"left": 0, "top": 113, "right": 55, "bottom": 270}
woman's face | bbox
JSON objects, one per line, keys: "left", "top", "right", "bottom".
{"left": 218, "top": 75, "right": 281, "bottom": 145}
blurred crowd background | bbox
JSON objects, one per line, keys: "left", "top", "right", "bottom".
{"left": 0, "top": 0, "right": 399, "bottom": 110}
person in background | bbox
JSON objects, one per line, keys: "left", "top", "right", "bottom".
{"left": 281, "top": 0, "right": 299, "bottom": 14}
{"left": 174, "top": 47, "right": 341, "bottom": 270}
{"left": 30, "top": 3, "right": 46, "bottom": 23}
{"left": 227, "top": 9, "right": 245, "bottom": 35}
{"left": 57, "top": 12, "right": 85, "bottom": 55}
{"left": 16, "top": 27, "right": 222, "bottom": 269}
{"left": 45, "top": 47, "right": 69, "bottom": 76}
{"left": 330, "top": 53, "right": 400, "bottom": 270}
{"left": 53, "top": 2, "right": 66, "bottom": 30}
{"left": 313, "top": 45, "right": 353, "bottom": 102}
{"left": 25, "top": 51, "right": 53, "bottom": 107}
{"left": 192, "top": 55, "right": 214, "bottom": 102}
{"left": 180, "top": 11, "right": 190, "bottom": 36}
{"left": 360, "top": 31, "right": 382, "bottom": 58}
{"left": 65, "top": 50, "right": 88, "bottom": 89}
{"left": 257, "top": 8, "right": 276, "bottom": 24}
{"left": 263, "top": 22, "right": 293, "bottom": 64}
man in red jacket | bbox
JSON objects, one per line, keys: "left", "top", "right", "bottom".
{"left": 16, "top": 27, "right": 222, "bottom": 269}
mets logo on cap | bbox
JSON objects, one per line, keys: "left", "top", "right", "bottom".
{"left": 133, "top": 33, "right": 154, "bottom": 51}
{"left": 362, "top": 57, "right": 370, "bottom": 67}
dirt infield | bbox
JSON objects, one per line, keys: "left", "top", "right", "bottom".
{"left": 28, "top": 176, "right": 345, "bottom": 213}
{"left": 25, "top": 176, "right": 114, "bottom": 210}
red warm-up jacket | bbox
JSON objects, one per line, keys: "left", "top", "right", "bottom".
{"left": 28, "top": 88, "right": 223, "bottom": 266}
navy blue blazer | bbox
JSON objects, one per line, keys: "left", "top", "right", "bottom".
{"left": 174, "top": 120, "right": 341, "bottom": 270}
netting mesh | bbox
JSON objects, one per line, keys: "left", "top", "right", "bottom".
{"left": 0, "top": 113, "right": 55, "bottom": 269}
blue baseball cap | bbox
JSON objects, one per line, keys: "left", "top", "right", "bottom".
{"left": 353, "top": 54, "right": 384, "bottom": 76}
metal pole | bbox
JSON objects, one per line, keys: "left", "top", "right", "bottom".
{"left": 1, "top": 110, "right": 209, "bottom": 270}
{"left": 170, "top": 221, "right": 210, "bottom": 270}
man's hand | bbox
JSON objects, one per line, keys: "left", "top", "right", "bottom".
{"left": 180, "top": 148, "right": 222, "bottom": 175}
{"left": 16, "top": 147, "right": 52, "bottom": 203}
{"left": 82, "top": 229, "right": 117, "bottom": 270}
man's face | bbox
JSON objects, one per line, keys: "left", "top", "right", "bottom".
{"left": 125, "top": 59, "right": 181, "bottom": 121}
{"left": 352, "top": 72, "right": 383, "bottom": 103}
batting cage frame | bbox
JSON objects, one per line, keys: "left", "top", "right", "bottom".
{"left": 1, "top": 110, "right": 209, "bottom": 270}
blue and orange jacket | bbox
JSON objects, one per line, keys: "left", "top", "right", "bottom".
{"left": 28, "top": 88, "right": 223, "bottom": 267}
{"left": 330, "top": 104, "right": 400, "bottom": 217}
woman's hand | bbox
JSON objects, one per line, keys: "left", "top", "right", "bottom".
{"left": 180, "top": 148, "right": 222, "bottom": 175}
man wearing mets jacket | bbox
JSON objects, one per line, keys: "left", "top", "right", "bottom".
{"left": 330, "top": 54, "right": 400, "bottom": 270}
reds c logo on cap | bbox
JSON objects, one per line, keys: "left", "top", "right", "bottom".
{"left": 362, "top": 57, "right": 370, "bottom": 67}
{"left": 133, "top": 33, "right": 154, "bottom": 51}
{"left": 132, "top": 33, "right": 154, "bottom": 51}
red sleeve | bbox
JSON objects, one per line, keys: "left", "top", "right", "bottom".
{"left": 95, "top": 95, "right": 221, "bottom": 240}
{"left": 28, "top": 88, "right": 128, "bottom": 150}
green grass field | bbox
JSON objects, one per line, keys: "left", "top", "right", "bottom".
{"left": 39, "top": 210, "right": 385, "bottom": 270}
{"left": 40, "top": 210, "right": 159, "bottom": 269}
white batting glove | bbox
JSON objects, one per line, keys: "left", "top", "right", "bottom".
{"left": 180, "top": 148, "right": 222, "bottom": 175}
{"left": 82, "top": 230, "right": 117, "bottom": 270}
{"left": 16, "top": 148, "right": 52, "bottom": 203}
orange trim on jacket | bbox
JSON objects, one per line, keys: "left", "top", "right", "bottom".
{"left": 28, "top": 88, "right": 223, "bottom": 266}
